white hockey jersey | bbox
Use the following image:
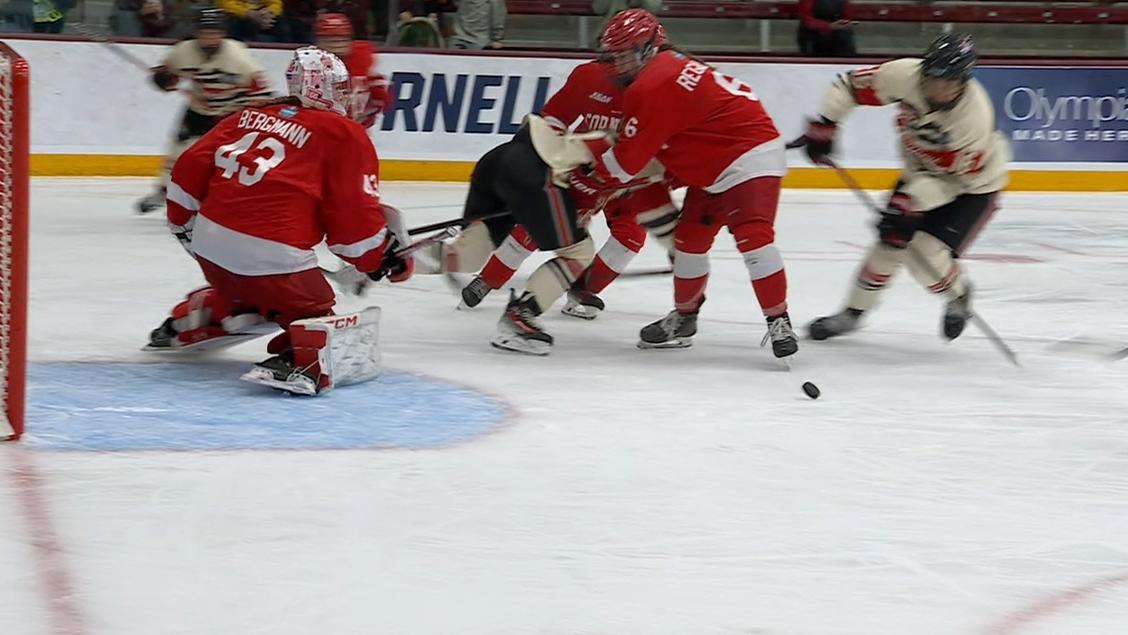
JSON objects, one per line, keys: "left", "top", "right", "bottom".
{"left": 818, "top": 58, "right": 1010, "bottom": 211}
{"left": 162, "top": 39, "right": 272, "bottom": 116}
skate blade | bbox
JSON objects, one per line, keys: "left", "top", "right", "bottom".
{"left": 491, "top": 335, "right": 551, "bottom": 356}
{"left": 240, "top": 367, "right": 319, "bottom": 396}
{"left": 456, "top": 298, "right": 479, "bottom": 311}
{"left": 442, "top": 272, "right": 472, "bottom": 296}
{"left": 561, "top": 304, "right": 600, "bottom": 320}
{"left": 637, "top": 338, "right": 693, "bottom": 350}
{"left": 141, "top": 332, "right": 269, "bottom": 354}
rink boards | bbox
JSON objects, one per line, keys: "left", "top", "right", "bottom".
{"left": 5, "top": 38, "right": 1127, "bottom": 191}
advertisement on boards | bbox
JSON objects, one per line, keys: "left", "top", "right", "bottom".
{"left": 978, "top": 67, "right": 1128, "bottom": 163}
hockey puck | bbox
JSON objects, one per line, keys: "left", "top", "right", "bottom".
{"left": 801, "top": 381, "right": 821, "bottom": 399}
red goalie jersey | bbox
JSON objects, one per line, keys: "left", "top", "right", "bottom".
{"left": 593, "top": 49, "right": 785, "bottom": 192}
{"left": 167, "top": 100, "right": 390, "bottom": 276}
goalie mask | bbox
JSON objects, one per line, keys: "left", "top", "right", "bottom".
{"left": 286, "top": 46, "right": 353, "bottom": 116}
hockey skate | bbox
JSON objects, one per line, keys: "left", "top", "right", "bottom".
{"left": 762, "top": 313, "right": 799, "bottom": 359}
{"left": 492, "top": 291, "right": 553, "bottom": 356}
{"left": 638, "top": 310, "right": 697, "bottom": 349}
{"left": 458, "top": 275, "right": 492, "bottom": 309}
{"left": 240, "top": 352, "right": 319, "bottom": 396}
{"left": 942, "top": 285, "right": 973, "bottom": 341}
{"left": 807, "top": 309, "right": 863, "bottom": 341}
{"left": 135, "top": 187, "right": 167, "bottom": 215}
{"left": 561, "top": 285, "right": 605, "bottom": 320}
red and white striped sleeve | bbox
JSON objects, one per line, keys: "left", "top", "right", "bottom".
{"left": 321, "top": 124, "right": 389, "bottom": 273}
{"left": 818, "top": 58, "right": 919, "bottom": 123}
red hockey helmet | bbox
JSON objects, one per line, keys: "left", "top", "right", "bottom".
{"left": 598, "top": 9, "right": 667, "bottom": 85}
{"left": 315, "top": 12, "right": 353, "bottom": 38}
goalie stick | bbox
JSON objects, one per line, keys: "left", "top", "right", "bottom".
{"left": 322, "top": 227, "right": 459, "bottom": 294}
{"left": 825, "top": 159, "right": 1020, "bottom": 367}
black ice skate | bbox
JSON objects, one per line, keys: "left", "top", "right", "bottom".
{"left": 638, "top": 310, "right": 698, "bottom": 349}
{"left": 943, "top": 285, "right": 973, "bottom": 341}
{"left": 240, "top": 352, "right": 320, "bottom": 396}
{"left": 135, "top": 187, "right": 166, "bottom": 215}
{"left": 762, "top": 313, "right": 799, "bottom": 359}
{"left": 807, "top": 309, "right": 863, "bottom": 341}
{"left": 145, "top": 317, "right": 176, "bottom": 350}
{"left": 561, "top": 284, "right": 605, "bottom": 320}
{"left": 459, "top": 275, "right": 492, "bottom": 309}
{"left": 492, "top": 291, "right": 554, "bottom": 356}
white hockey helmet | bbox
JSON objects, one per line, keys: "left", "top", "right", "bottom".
{"left": 286, "top": 46, "right": 353, "bottom": 116}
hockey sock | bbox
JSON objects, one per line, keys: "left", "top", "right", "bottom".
{"left": 906, "top": 232, "right": 968, "bottom": 297}
{"left": 673, "top": 249, "right": 709, "bottom": 314}
{"left": 585, "top": 235, "right": 641, "bottom": 293}
{"left": 845, "top": 241, "right": 907, "bottom": 312}
{"left": 741, "top": 243, "right": 788, "bottom": 318}
{"left": 440, "top": 221, "right": 494, "bottom": 274}
{"left": 480, "top": 229, "right": 537, "bottom": 289}
{"left": 521, "top": 236, "right": 594, "bottom": 313}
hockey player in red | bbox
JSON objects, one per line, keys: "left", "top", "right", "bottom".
{"left": 580, "top": 9, "right": 797, "bottom": 358}
{"left": 454, "top": 59, "right": 679, "bottom": 320}
{"left": 145, "top": 47, "right": 411, "bottom": 395}
{"left": 315, "top": 12, "right": 391, "bottom": 128}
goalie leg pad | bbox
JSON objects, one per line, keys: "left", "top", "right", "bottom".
{"left": 273, "top": 307, "right": 383, "bottom": 395}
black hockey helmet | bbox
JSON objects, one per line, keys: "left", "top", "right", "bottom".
{"left": 196, "top": 7, "right": 227, "bottom": 32}
{"left": 921, "top": 32, "right": 977, "bottom": 82}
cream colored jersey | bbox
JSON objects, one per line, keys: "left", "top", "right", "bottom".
{"left": 163, "top": 39, "right": 272, "bottom": 116}
{"left": 818, "top": 58, "right": 1010, "bottom": 211}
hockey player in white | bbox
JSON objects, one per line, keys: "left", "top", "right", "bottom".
{"left": 136, "top": 8, "right": 272, "bottom": 214}
{"left": 799, "top": 32, "right": 1010, "bottom": 342}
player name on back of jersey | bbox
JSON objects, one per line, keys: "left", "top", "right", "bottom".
{"left": 237, "top": 110, "right": 312, "bottom": 149}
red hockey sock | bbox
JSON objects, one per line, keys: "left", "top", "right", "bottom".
{"left": 479, "top": 256, "right": 516, "bottom": 290}
{"left": 674, "top": 275, "right": 708, "bottom": 314}
{"left": 583, "top": 257, "right": 619, "bottom": 294}
{"left": 751, "top": 269, "right": 788, "bottom": 317}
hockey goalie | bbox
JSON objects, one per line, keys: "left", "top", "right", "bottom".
{"left": 144, "top": 47, "right": 412, "bottom": 396}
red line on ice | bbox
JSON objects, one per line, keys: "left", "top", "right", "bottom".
{"left": 985, "top": 571, "right": 1128, "bottom": 634}
{"left": 10, "top": 450, "right": 88, "bottom": 635}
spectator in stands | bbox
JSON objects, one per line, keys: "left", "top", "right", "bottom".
{"left": 31, "top": 0, "right": 74, "bottom": 32}
{"left": 219, "top": 0, "right": 283, "bottom": 40}
{"left": 797, "top": 0, "right": 856, "bottom": 56}
{"left": 113, "top": 0, "right": 175, "bottom": 37}
{"left": 280, "top": 0, "right": 320, "bottom": 42}
{"left": 447, "top": 0, "right": 504, "bottom": 49}
{"left": 1, "top": 0, "right": 34, "bottom": 31}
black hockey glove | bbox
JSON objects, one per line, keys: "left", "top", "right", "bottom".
{"left": 802, "top": 117, "right": 838, "bottom": 166}
{"left": 876, "top": 192, "right": 919, "bottom": 248}
{"left": 151, "top": 66, "right": 179, "bottom": 92}
{"left": 367, "top": 238, "right": 413, "bottom": 283}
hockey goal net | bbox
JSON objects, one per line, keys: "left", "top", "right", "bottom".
{"left": 0, "top": 43, "right": 28, "bottom": 441}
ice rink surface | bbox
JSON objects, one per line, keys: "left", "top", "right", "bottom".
{"left": 3, "top": 178, "right": 1128, "bottom": 635}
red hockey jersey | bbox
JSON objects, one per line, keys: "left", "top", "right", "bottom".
{"left": 343, "top": 40, "right": 390, "bottom": 128}
{"left": 167, "top": 101, "right": 389, "bottom": 276}
{"left": 541, "top": 61, "right": 623, "bottom": 134}
{"left": 593, "top": 50, "right": 785, "bottom": 192}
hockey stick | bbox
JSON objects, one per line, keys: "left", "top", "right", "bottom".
{"left": 73, "top": 25, "right": 154, "bottom": 73}
{"left": 620, "top": 266, "right": 674, "bottom": 278}
{"left": 826, "top": 159, "right": 1021, "bottom": 367}
{"left": 407, "top": 211, "right": 510, "bottom": 236}
{"left": 321, "top": 227, "right": 458, "bottom": 294}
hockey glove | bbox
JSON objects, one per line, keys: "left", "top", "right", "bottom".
{"left": 152, "top": 66, "right": 179, "bottom": 92}
{"left": 877, "top": 191, "right": 920, "bottom": 248}
{"left": 367, "top": 238, "right": 413, "bottom": 283}
{"left": 802, "top": 117, "right": 838, "bottom": 166}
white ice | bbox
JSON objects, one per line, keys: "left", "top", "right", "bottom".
{"left": 3, "top": 178, "right": 1128, "bottom": 635}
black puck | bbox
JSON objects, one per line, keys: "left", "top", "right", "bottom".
{"left": 802, "top": 381, "right": 821, "bottom": 399}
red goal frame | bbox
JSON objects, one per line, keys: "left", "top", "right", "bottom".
{"left": 0, "top": 42, "right": 28, "bottom": 441}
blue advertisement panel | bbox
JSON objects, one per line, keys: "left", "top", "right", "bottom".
{"left": 978, "top": 67, "right": 1128, "bottom": 163}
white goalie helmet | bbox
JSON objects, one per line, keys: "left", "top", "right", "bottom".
{"left": 286, "top": 46, "right": 353, "bottom": 116}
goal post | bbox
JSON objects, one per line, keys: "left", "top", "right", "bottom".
{"left": 0, "top": 43, "right": 28, "bottom": 441}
